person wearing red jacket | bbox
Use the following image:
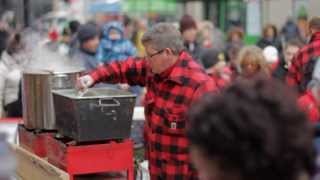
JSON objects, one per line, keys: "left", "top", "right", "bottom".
{"left": 200, "top": 48, "right": 232, "bottom": 89}
{"left": 77, "top": 23, "right": 217, "bottom": 180}
{"left": 287, "top": 16, "right": 320, "bottom": 92}
{"left": 298, "top": 90, "right": 319, "bottom": 123}
{"left": 298, "top": 57, "right": 320, "bottom": 123}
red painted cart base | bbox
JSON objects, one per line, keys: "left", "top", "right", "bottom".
{"left": 46, "top": 135, "right": 134, "bottom": 180}
{"left": 18, "top": 125, "right": 54, "bottom": 158}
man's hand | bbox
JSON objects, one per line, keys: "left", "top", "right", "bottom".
{"left": 119, "top": 83, "right": 130, "bottom": 90}
{"left": 76, "top": 75, "right": 94, "bottom": 90}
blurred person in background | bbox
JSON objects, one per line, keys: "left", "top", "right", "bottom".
{"left": 69, "top": 20, "right": 81, "bottom": 37}
{"left": 201, "top": 48, "right": 231, "bottom": 89}
{"left": 96, "top": 21, "right": 140, "bottom": 97}
{"left": 262, "top": 46, "right": 279, "bottom": 73}
{"left": 180, "top": 14, "right": 203, "bottom": 65}
{"left": 58, "top": 27, "right": 72, "bottom": 56}
{"left": 298, "top": 57, "right": 320, "bottom": 124}
{"left": 123, "top": 14, "right": 134, "bottom": 39}
{"left": 198, "top": 21, "right": 214, "bottom": 49}
{"left": 0, "top": 22, "right": 9, "bottom": 57}
{"left": 68, "top": 20, "right": 81, "bottom": 56}
{"left": 96, "top": 21, "right": 136, "bottom": 64}
{"left": 72, "top": 23, "right": 100, "bottom": 72}
{"left": 0, "top": 33, "right": 28, "bottom": 117}
{"left": 236, "top": 46, "right": 270, "bottom": 79}
{"left": 273, "top": 39, "right": 304, "bottom": 80}
{"left": 62, "top": 20, "right": 81, "bottom": 46}
{"left": 257, "top": 24, "right": 282, "bottom": 53}
{"left": 187, "top": 78, "right": 315, "bottom": 180}
{"left": 297, "top": 16, "right": 310, "bottom": 43}
{"left": 131, "top": 19, "right": 147, "bottom": 58}
{"left": 60, "top": 28, "right": 71, "bottom": 45}
{"left": 198, "top": 21, "right": 224, "bottom": 50}
{"left": 225, "top": 27, "right": 244, "bottom": 58}
{"left": 281, "top": 18, "right": 301, "bottom": 43}
{"left": 225, "top": 42, "right": 242, "bottom": 80}
{"left": 287, "top": 16, "right": 320, "bottom": 93}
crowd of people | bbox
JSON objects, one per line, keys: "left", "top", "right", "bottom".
{"left": 74, "top": 14, "right": 320, "bottom": 179}
{"left": 1, "top": 10, "right": 320, "bottom": 179}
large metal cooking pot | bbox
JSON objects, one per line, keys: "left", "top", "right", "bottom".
{"left": 22, "top": 69, "right": 83, "bottom": 130}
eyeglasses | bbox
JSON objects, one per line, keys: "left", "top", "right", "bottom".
{"left": 147, "top": 49, "right": 164, "bottom": 58}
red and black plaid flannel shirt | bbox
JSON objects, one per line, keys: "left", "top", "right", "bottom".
{"left": 286, "top": 32, "right": 320, "bottom": 92}
{"left": 90, "top": 51, "right": 217, "bottom": 180}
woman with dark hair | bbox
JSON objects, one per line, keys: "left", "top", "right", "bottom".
{"left": 257, "top": 24, "right": 283, "bottom": 53}
{"left": 179, "top": 14, "right": 203, "bottom": 64}
{"left": 187, "top": 78, "right": 315, "bottom": 180}
{"left": 225, "top": 27, "right": 244, "bottom": 54}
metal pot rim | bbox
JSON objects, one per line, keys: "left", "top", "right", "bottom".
{"left": 23, "top": 69, "right": 51, "bottom": 75}
{"left": 52, "top": 88, "right": 137, "bottom": 99}
{"left": 23, "top": 68, "right": 84, "bottom": 75}
{"left": 52, "top": 69, "right": 84, "bottom": 74}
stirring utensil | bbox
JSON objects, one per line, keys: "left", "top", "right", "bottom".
{"left": 78, "top": 88, "right": 89, "bottom": 97}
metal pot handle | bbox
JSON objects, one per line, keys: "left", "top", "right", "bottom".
{"left": 98, "top": 98, "right": 120, "bottom": 107}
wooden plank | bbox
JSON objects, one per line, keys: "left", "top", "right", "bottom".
{"left": 11, "top": 144, "right": 69, "bottom": 180}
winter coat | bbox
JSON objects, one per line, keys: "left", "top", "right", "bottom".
{"left": 0, "top": 52, "right": 24, "bottom": 117}
{"left": 0, "top": 30, "right": 9, "bottom": 56}
{"left": 96, "top": 21, "right": 141, "bottom": 96}
{"left": 281, "top": 20, "right": 301, "bottom": 42}
{"left": 298, "top": 90, "right": 319, "bottom": 124}
{"left": 72, "top": 48, "right": 98, "bottom": 72}
{"left": 257, "top": 37, "right": 283, "bottom": 53}
{"left": 184, "top": 42, "right": 203, "bottom": 65}
{"left": 96, "top": 21, "right": 136, "bottom": 64}
{"left": 273, "top": 57, "right": 288, "bottom": 81}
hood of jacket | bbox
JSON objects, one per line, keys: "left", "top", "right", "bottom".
{"left": 102, "top": 21, "right": 124, "bottom": 40}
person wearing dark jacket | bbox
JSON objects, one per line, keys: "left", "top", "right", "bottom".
{"left": 257, "top": 24, "right": 283, "bottom": 53}
{"left": 281, "top": 18, "right": 301, "bottom": 42}
{"left": 179, "top": 14, "right": 203, "bottom": 65}
{"left": 273, "top": 39, "right": 303, "bottom": 80}
{"left": 0, "top": 28, "right": 9, "bottom": 56}
{"left": 68, "top": 20, "right": 81, "bottom": 56}
{"left": 72, "top": 23, "right": 100, "bottom": 72}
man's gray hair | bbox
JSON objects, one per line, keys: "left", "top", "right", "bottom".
{"left": 141, "top": 23, "right": 185, "bottom": 54}
{"left": 310, "top": 16, "right": 320, "bottom": 31}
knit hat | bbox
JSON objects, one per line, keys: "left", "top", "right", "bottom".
{"left": 179, "top": 14, "right": 197, "bottom": 33}
{"left": 263, "top": 46, "right": 279, "bottom": 63}
{"left": 201, "top": 48, "right": 225, "bottom": 70}
{"left": 77, "top": 23, "right": 98, "bottom": 44}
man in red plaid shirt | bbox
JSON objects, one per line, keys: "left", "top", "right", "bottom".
{"left": 287, "top": 17, "right": 320, "bottom": 92}
{"left": 77, "top": 23, "right": 217, "bottom": 179}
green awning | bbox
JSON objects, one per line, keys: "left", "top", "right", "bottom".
{"left": 123, "top": 0, "right": 177, "bottom": 13}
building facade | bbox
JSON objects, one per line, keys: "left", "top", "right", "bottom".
{"left": 182, "top": 0, "right": 320, "bottom": 35}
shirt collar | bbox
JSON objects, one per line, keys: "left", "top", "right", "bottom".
{"left": 156, "top": 51, "right": 193, "bottom": 85}
{"left": 80, "top": 48, "right": 96, "bottom": 56}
